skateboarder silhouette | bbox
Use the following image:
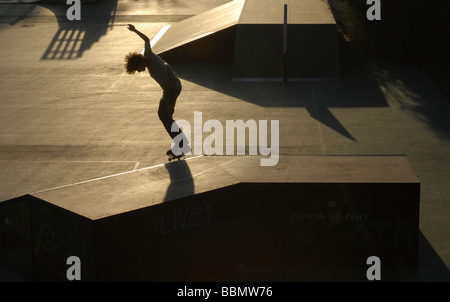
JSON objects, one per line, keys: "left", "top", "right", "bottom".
{"left": 125, "top": 24, "right": 189, "bottom": 160}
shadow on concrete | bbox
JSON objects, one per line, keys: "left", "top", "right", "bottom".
{"left": 2, "top": 4, "right": 39, "bottom": 25}
{"left": 39, "top": 0, "right": 117, "bottom": 60}
{"left": 163, "top": 159, "right": 194, "bottom": 202}
{"left": 169, "top": 57, "right": 387, "bottom": 141}
{"left": 328, "top": 0, "right": 450, "bottom": 142}
{"left": 412, "top": 230, "right": 450, "bottom": 282}
{"left": 372, "top": 61, "right": 450, "bottom": 143}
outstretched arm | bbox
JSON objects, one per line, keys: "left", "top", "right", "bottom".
{"left": 127, "top": 24, "right": 150, "bottom": 43}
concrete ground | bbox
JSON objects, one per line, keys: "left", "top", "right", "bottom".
{"left": 0, "top": 0, "right": 449, "bottom": 281}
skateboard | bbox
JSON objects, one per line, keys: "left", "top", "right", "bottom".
{"left": 167, "top": 150, "right": 185, "bottom": 162}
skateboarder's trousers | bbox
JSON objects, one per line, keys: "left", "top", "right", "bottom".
{"left": 158, "top": 77, "right": 183, "bottom": 146}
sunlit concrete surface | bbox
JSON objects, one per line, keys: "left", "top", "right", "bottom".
{"left": 0, "top": 0, "right": 449, "bottom": 281}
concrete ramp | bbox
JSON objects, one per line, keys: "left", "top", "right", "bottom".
{"left": 0, "top": 155, "right": 420, "bottom": 281}
{"left": 153, "top": 0, "right": 341, "bottom": 80}
{"left": 152, "top": 0, "right": 245, "bottom": 61}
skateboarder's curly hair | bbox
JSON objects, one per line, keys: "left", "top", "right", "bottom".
{"left": 124, "top": 52, "right": 145, "bottom": 74}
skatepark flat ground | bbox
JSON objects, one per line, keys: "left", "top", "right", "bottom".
{"left": 0, "top": 0, "right": 449, "bottom": 281}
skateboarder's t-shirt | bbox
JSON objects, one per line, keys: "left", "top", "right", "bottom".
{"left": 144, "top": 41, "right": 177, "bottom": 90}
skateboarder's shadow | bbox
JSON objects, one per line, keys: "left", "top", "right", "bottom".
{"left": 163, "top": 160, "right": 194, "bottom": 202}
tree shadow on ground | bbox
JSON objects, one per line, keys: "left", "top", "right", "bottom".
{"left": 372, "top": 60, "right": 450, "bottom": 143}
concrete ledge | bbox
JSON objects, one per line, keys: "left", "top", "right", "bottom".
{"left": 0, "top": 155, "right": 420, "bottom": 281}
